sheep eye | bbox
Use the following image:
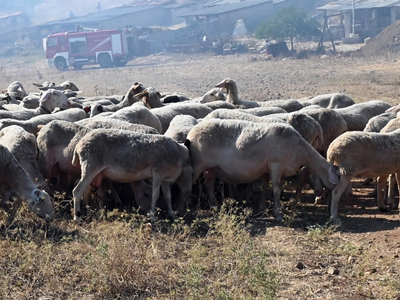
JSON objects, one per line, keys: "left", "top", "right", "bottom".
{"left": 210, "top": 93, "right": 214, "bottom": 96}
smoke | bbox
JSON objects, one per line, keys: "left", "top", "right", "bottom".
{"left": 30, "top": 0, "right": 130, "bottom": 24}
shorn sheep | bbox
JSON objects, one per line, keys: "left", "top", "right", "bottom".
{"left": 0, "top": 125, "right": 48, "bottom": 191}
{"left": 185, "top": 119, "right": 339, "bottom": 221}
{"left": 334, "top": 100, "right": 392, "bottom": 131}
{"left": 327, "top": 129, "right": 400, "bottom": 225}
{"left": 72, "top": 129, "right": 193, "bottom": 222}
{"left": 0, "top": 144, "right": 53, "bottom": 219}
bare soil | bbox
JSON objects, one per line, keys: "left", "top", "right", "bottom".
{"left": 1, "top": 50, "right": 400, "bottom": 299}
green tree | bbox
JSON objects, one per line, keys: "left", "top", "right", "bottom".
{"left": 255, "top": 7, "right": 321, "bottom": 51}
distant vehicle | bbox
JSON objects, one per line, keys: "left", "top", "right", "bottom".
{"left": 43, "top": 26, "right": 135, "bottom": 71}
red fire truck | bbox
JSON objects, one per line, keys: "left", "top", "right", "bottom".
{"left": 44, "top": 27, "right": 135, "bottom": 71}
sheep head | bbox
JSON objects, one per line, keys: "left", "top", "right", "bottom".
{"left": 27, "top": 189, "right": 54, "bottom": 220}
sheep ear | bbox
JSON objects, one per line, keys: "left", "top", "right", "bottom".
{"left": 156, "top": 92, "right": 161, "bottom": 98}
{"left": 38, "top": 86, "right": 50, "bottom": 91}
{"left": 328, "top": 166, "right": 339, "bottom": 185}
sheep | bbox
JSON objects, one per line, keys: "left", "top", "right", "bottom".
{"left": 334, "top": 100, "right": 392, "bottom": 131}
{"left": 0, "top": 89, "right": 71, "bottom": 121}
{"left": 204, "top": 101, "right": 236, "bottom": 110}
{"left": 164, "top": 115, "right": 198, "bottom": 143}
{"left": 33, "top": 80, "right": 79, "bottom": 91}
{"left": 301, "top": 108, "right": 348, "bottom": 156}
{"left": 71, "top": 129, "right": 193, "bottom": 222}
{"left": 0, "top": 144, "right": 53, "bottom": 219}
{"left": 0, "top": 125, "right": 48, "bottom": 191}
{"left": 2, "top": 81, "right": 27, "bottom": 100}
{"left": 185, "top": 119, "right": 339, "bottom": 221}
{"left": 161, "top": 92, "right": 191, "bottom": 103}
{"left": 98, "top": 106, "right": 163, "bottom": 133}
{"left": 377, "top": 119, "right": 400, "bottom": 209}
{"left": 326, "top": 129, "right": 400, "bottom": 225}
{"left": 363, "top": 105, "right": 400, "bottom": 133}
{"left": 151, "top": 103, "right": 212, "bottom": 133}
{"left": 0, "top": 107, "right": 88, "bottom": 135}
{"left": 237, "top": 107, "right": 287, "bottom": 116}
{"left": 199, "top": 88, "right": 226, "bottom": 103}
{"left": 214, "top": 78, "right": 260, "bottom": 108}
{"left": 37, "top": 120, "right": 158, "bottom": 210}
{"left": 88, "top": 83, "right": 145, "bottom": 117}
{"left": 299, "top": 93, "right": 355, "bottom": 109}
{"left": 214, "top": 78, "right": 303, "bottom": 111}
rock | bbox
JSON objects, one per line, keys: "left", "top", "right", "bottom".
{"left": 347, "top": 256, "right": 356, "bottom": 264}
{"left": 296, "top": 261, "right": 306, "bottom": 270}
{"left": 327, "top": 267, "right": 339, "bottom": 275}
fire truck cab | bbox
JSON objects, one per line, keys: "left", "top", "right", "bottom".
{"left": 44, "top": 27, "right": 134, "bottom": 71}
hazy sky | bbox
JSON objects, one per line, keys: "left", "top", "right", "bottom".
{"left": 0, "top": 0, "right": 131, "bottom": 24}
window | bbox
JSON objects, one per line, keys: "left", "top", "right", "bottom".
{"left": 47, "top": 37, "right": 58, "bottom": 47}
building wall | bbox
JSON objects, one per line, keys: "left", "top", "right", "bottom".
{"left": 99, "top": 6, "right": 170, "bottom": 30}
{"left": 216, "top": 2, "right": 274, "bottom": 37}
{"left": 171, "top": 3, "right": 203, "bottom": 25}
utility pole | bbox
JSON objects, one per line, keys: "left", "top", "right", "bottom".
{"left": 351, "top": 0, "right": 355, "bottom": 36}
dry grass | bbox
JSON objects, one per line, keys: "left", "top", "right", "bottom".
{"left": 1, "top": 51, "right": 400, "bottom": 299}
{"left": 1, "top": 198, "right": 400, "bottom": 300}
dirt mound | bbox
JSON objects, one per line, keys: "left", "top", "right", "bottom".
{"left": 360, "top": 20, "right": 400, "bottom": 56}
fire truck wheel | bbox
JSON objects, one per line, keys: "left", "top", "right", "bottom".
{"left": 99, "top": 54, "right": 112, "bottom": 68}
{"left": 54, "top": 58, "right": 67, "bottom": 71}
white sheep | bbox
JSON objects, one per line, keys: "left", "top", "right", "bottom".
{"left": 299, "top": 93, "right": 355, "bottom": 109}
{"left": 0, "top": 125, "right": 48, "bottom": 191}
{"left": 0, "top": 144, "right": 53, "bottom": 219}
{"left": 327, "top": 129, "right": 400, "bottom": 225}
{"left": 151, "top": 103, "right": 212, "bottom": 133}
{"left": 334, "top": 100, "right": 392, "bottom": 131}
{"left": 164, "top": 115, "right": 198, "bottom": 143}
{"left": 214, "top": 78, "right": 303, "bottom": 112}
{"left": 0, "top": 89, "right": 71, "bottom": 121}
{"left": 186, "top": 119, "right": 339, "bottom": 221}
{"left": 37, "top": 119, "right": 158, "bottom": 211}
{"left": 72, "top": 129, "right": 193, "bottom": 222}
{"left": 2, "top": 81, "right": 27, "bottom": 101}
{"left": 0, "top": 107, "right": 88, "bottom": 135}
{"left": 302, "top": 108, "right": 348, "bottom": 156}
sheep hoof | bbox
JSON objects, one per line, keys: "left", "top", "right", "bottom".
{"left": 379, "top": 206, "right": 389, "bottom": 212}
{"left": 329, "top": 217, "right": 342, "bottom": 227}
{"left": 73, "top": 216, "right": 82, "bottom": 224}
{"left": 274, "top": 214, "right": 283, "bottom": 222}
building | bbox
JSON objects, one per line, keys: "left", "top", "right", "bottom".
{"left": 177, "top": 0, "right": 311, "bottom": 38}
{"left": 318, "top": 0, "right": 400, "bottom": 39}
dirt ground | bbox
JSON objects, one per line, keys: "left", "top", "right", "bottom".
{"left": 2, "top": 49, "right": 400, "bottom": 299}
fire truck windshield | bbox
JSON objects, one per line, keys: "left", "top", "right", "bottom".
{"left": 47, "top": 37, "right": 58, "bottom": 47}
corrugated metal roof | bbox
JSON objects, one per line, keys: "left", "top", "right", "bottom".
{"left": 39, "top": 5, "right": 156, "bottom": 26}
{"left": 318, "top": 0, "right": 400, "bottom": 11}
{"left": 178, "top": 0, "right": 272, "bottom": 16}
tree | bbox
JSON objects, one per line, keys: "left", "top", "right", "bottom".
{"left": 255, "top": 7, "right": 321, "bottom": 51}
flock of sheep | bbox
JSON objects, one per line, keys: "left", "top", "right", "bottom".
{"left": 1, "top": 78, "right": 399, "bottom": 226}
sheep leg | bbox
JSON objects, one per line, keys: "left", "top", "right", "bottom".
{"left": 203, "top": 176, "right": 219, "bottom": 207}
{"left": 149, "top": 172, "right": 164, "bottom": 222}
{"left": 388, "top": 174, "right": 397, "bottom": 210}
{"left": 270, "top": 164, "right": 283, "bottom": 222}
{"left": 103, "top": 179, "right": 122, "bottom": 205}
{"left": 330, "top": 176, "right": 351, "bottom": 226}
{"left": 395, "top": 173, "right": 400, "bottom": 211}
{"left": 161, "top": 182, "right": 176, "bottom": 220}
{"left": 377, "top": 175, "right": 388, "bottom": 211}
{"left": 72, "top": 167, "right": 103, "bottom": 222}
{"left": 259, "top": 174, "right": 270, "bottom": 212}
